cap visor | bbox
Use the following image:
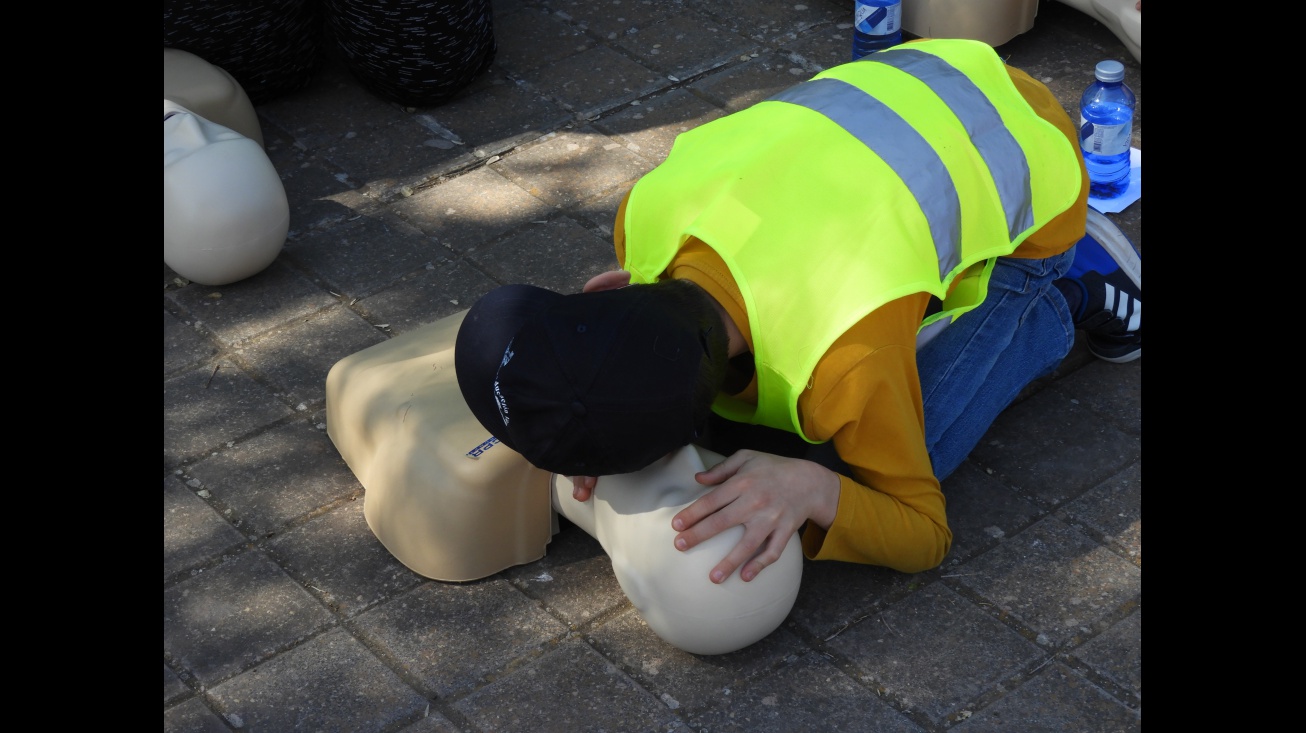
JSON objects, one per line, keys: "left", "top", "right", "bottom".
{"left": 455, "top": 284, "right": 564, "bottom": 450}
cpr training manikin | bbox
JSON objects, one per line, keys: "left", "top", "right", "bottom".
{"left": 164, "top": 48, "right": 289, "bottom": 286}
{"left": 325, "top": 309, "right": 803, "bottom": 655}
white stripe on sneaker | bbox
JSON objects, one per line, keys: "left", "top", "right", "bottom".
{"left": 1104, "top": 283, "right": 1141, "bottom": 332}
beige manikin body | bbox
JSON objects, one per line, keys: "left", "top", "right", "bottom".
{"left": 902, "top": 0, "right": 1140, "bottom": 64}
{"left": 325, "top": 309, "right": 802, "bottom": 655}
{"left": 164, "top": 48, "right": 289, "bottom": 286}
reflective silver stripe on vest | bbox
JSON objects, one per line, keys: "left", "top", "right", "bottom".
{"left": 768, "top": 49, "right": 1035, "bottom": 276}
{"left": 769, "top": 77, "right": 962, "bottom": 278}
{"left": 872, "top": 48, "right": 1034, "bottom": 241}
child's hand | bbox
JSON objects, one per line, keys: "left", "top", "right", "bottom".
{"left": 569, "top": 475, "right": 598, "bottom": 502}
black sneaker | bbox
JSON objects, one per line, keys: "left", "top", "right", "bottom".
{"left": 1066, "top": 209, "right": 1141, "bottom": 363}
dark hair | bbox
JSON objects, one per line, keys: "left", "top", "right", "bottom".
{"left": 652, "top": 279, "right": 731, "bottom": 438}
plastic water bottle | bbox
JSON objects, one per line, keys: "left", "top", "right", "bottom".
{"left": 852, "top": 0, "right": 902, "bottom": 60}
{"left": 1078, "top": 60, "right": 1136, "bottom": 200}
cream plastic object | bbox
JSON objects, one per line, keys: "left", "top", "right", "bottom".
{"left": 164, "top": 48, "right": 264, "bottom": 147}
{"left": 553, "top": 445, "right": 803, "bottom": 656}
{"left": 902, "top": 0, "right": 1040, "bottom": 48}
{"left": 1055, "top": 0, "right": 1141, "bottom": 63}
{"left": 164, "top": 48, "right": 288, "bottom": 286}
{"left": 325, "top": 309, "right": 557, "bottom": 582}
{"left": 326, "top": 307, "right": 800, "bottom": 650}
{"left": 163, "top": 102, "right": 290, "bottom": 286}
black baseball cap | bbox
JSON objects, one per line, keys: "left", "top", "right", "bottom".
{"left": 454, "top": 282, "right": 716, "bottom": 477}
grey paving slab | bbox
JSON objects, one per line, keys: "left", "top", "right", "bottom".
{"left": 163, "top": 697, "right": 231, "bottom": 733}
{"left": 463, "top": 214, "right": 620, "bottom": 294}
{"left": 585, "top": 606, "right": 811, "bottom": 712}
{"left": 592, "top": 88, "right": 728, "bottom": 165}
{"left": 688, "top": 50, "right": 815, "bottom": 111}
{"left": 261, "top": 122, "right": 380, "bottom": 238}
{"left": 683, "top": 651, "right": 925, "bottom": 732}
{"left": 1058, "top": 459, "right": 1143, "bottom": 564}
{"left": 968, "top": 385, "right": 1140, "bottom": 508}
{"left": 698, "top": 0, "right": 845, "bottom": 43}
{"left": 183, "top": 420, "right": 361, "bottom": 538}
{"left": 397, "top": 710, "right": 464, "bottom": 733}
{"left": 266, "top": 497, "right": 424, "bottom": 619}
{"left": 349, "top": 580, "right": 570, "bottom": 699}
{"left": 163, "top": 550, "right": 335, "bottom": 686}
{"left": 164, "top": 474, "right": 248, "bottom": 581}
{"left": 609, "top": 12, "right": 758, "bottom": 81}
{"left": 786, "top": 559, "right": 914, "bottom": 641}
{"left": 165, "top": 2, "right": 1142, "bottom": 729}
{"left": 163, "top": 358, "right": 296, "bottom": 470}
{"left": 349, "top": 260, "right": 502, "bottom": 336}
{"left": 785, "top": 17, "right": 863, "bottom": 69}
{"left": 205, "top": 627, "right": 430, "bottom": 733}
{"left": 389, "top": 166, "right": 556, "bottom": 254}
{"left": 569, "top": 184, "right": 634, "bottom": 238}
{"left": 163, "top": 664, "right": 190, "bottom": 706}
{"left": 836, "top": 582, "right": 1044, "bottom": 726}
{"left": 524, "top": 46, "right": 670, "bottom": 118}
{"left": 281, "top": 210, "right": 447, "bottom": 298}
{"left": 950, "top": 662, "right": 1140, "bottom": 732}
{"left": 1070, "top": 606, "right": 1142, "bottom": 699}
{"left": 1054, "top": 358, "right": 1143, "bottom": 435}
{"left": 491, "top": 6, "right": 600, "bottom": 75}
{"left": 256, "top": 57, "right": 407, "bottom": 148}
{"left": 490, "top": 125, "right": 652, "bottom": 208}
{"left": 936, "top": 462, "right": 1046, "bottom": 566}
{"left": 427, "top": 75, "right": 576, "bottom": 162}
{"left": 257, "top": 58, "right": 475, "bottom": 199}
{"left": 165, "top": 260, "right": 340, "bottom": 347}
{"left": 164, "top": 308, "right": 218, "bottom": 377}
{"left": 451, "top": 639, "right": 688, "bottom": 731}
{"left": 235, "top": 303, "right": 388, "bottom": 410}
{"left": 551, "top": 0, "right": 697, "bottom": 40}
{"left": 506, "top": 521, "right": 630, "bottom": 626}
{"left": 951, "top": 516, "right": 1142, "bottom": 647}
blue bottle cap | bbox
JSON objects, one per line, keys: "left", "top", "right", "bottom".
{"left": 1094, "top": 60, "right": 1125, "bottom": 83}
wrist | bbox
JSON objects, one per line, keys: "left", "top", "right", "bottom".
{"left": 811, "top": 465, "right": 841, "bottom": 530}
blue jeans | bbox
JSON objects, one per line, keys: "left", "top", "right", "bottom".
{"left": 916, "top": 247, "right": 1078, "bottom": 480}
{"left": 703, "top": 247, "right": 1077, "bottom": 481}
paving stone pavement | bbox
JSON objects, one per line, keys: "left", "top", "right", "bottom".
{"left": 165, "top": 1, "right": 1141, "bottom": 730}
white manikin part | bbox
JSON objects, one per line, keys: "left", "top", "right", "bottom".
{"left": 1056, "top": 0, "right": 1141, "bottom": 63}
{"left": 164, "top": 48, "right": 265, "bottom": 147}
{"left": 163, "top": 101, "right": 289, "bottom": 286}
{"left": 553, "top": 444, "right": 803, "bottom": 656}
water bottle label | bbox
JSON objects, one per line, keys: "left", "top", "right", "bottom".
{"left": 1079, "top": 117, "right": 1131, "bottom": 157}
{"left": 855, "top": 1, "right": 900, "bottom": 35}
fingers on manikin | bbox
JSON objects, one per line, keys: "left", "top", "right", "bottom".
{"left": 711, "top": 525, "right": 770, "bottom": 583}
{"left": 698, "top": 450, "right": 750, "bottom": 484}
{"left": 570, "top": 475, "right": 596, "bottom": 501}
{"left": 740, "top": 534, "right": 787, "bottom": 582}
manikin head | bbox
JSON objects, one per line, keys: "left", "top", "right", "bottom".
{"left": 164, "top": 47, "right": 265, "bottom": 147}
{"left": 454, "top": 279, "right": 729, "bottom": 476}
{"left": 163, "top": 100, "right": 289, "bottom": 286}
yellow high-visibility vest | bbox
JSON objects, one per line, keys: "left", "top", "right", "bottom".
{"left": 624, "top": 39, "right": 1083, "bottom": 439}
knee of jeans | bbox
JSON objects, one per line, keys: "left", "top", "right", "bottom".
{"left": 990, "top": 260, "right": 1041, "bottom": 295}
{"left": 1045, "top": 290, "right": 1077, "bottom": 358}
{"left": 1052, "top": 246, "right": 1077, "bottom": 279}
